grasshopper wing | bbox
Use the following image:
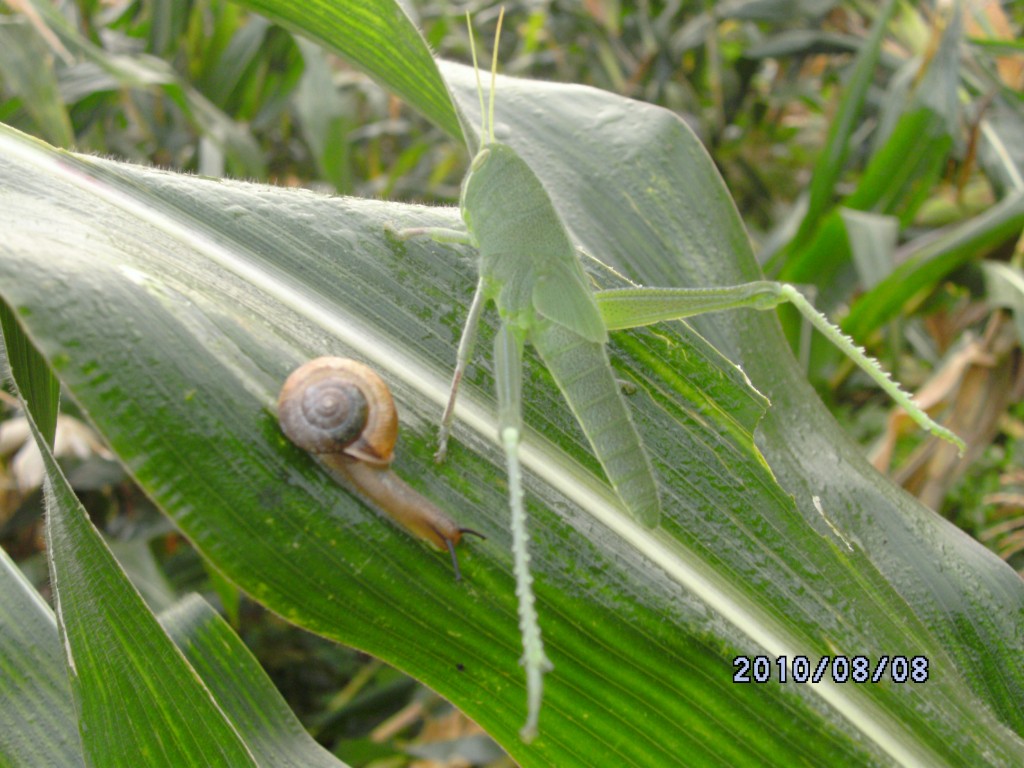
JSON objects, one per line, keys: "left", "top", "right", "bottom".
{"left": 533, "top": 259, "right": 608, "bottom": 344}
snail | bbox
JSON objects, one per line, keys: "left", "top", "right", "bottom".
{"left": 278, "top": 357, "right": 481, "bottom": 579}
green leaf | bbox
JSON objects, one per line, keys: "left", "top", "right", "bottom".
{"left": 17, "top": 0, "right": 266, "bottom": 175}
{"left": 2, "top": 3, "right": 1024, "bottom": 765}
{"left": 783, "top": 0, "right": 898, "bottom": 258}
{"left": 1, "top": 299, "right": 60, "bottom": 448}
{"left": 843, "top": 192, "right": 1024, "bottom": 338}
{"left": 34, "top": 393, "right": 260, "bottom": 766}
{"left": 0, "top": 17, "right": 73, "bottom": 147}
{"left": 234, "top": 0, "right": 465, "bottom": 142}
{"left": 160, "top": 595, "right": 345, "bottom": 768}
{"left": 980, "top": 261, "right": 1024, "bottom": 346}
{"left": 0, "top": 547, "right": 82, "bottom": 767}
{"left": 840, "top": 209, "right": 899, "bottom": 290}
{"left": 769, "top": 2, "right": 962, "bottom": 300}
{"left": 2, "top": 333, "right": 348, "bottom": 766}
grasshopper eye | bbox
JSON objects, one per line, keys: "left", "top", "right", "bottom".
{"left": 470, "top": 147, "right": 490, "bottom": 172}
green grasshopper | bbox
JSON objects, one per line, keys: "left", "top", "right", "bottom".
{"left": 396, "top": 9, "right": 963, "bottom": 741}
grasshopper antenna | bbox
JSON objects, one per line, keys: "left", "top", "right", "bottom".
{"left": 487, "top": 7, "right": 504, "bottom": 144}
{"left": 466, "top": 7, "right": 504, "bottom": 145}
{"left": 465, "top": 11, "right": 487, "bottom": 144}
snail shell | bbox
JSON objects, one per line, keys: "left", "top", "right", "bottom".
{"left": 278, "top": 357, "right": 482, "bottom": 579}
{"left": 278, "top": 357, "right": 396, "bottom": 468}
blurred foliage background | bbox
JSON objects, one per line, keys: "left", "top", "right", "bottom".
{"left": 1, "top": 0, "right": 1022, "bottom": 765}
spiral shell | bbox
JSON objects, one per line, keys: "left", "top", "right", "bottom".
{"left": 277, "top": 357, "right": 397, "bottom": 468}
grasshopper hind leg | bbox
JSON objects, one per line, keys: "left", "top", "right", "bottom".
{"left": 495, "top": 325, "right": 552, "bottom": 742}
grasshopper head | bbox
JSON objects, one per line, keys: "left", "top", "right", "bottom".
{"left": 458, "top": 144, "right": 494, "bottom": 233}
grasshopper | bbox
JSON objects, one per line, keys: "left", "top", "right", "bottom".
{"left": 396, "top": 9, "right": 963, "bottom": 741}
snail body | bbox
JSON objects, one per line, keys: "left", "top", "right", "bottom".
{"left": 278, "top": 357, "right": 479, "bottom": 579}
